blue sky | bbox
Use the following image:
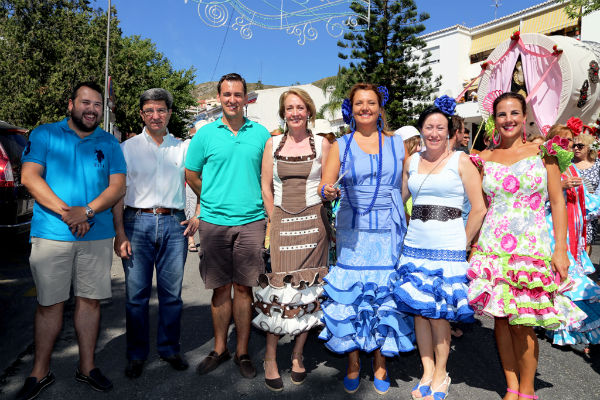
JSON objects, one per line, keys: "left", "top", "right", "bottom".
{"left": 93, "top": 0, "right": 545, "bottom": 86}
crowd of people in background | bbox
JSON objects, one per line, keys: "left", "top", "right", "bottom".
{"left": 13, "top": 73, "right": 600, "bottom": 400}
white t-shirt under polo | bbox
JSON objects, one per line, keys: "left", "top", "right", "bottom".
{"left": 121, "top": 128, "right": 188, "bottom": 209}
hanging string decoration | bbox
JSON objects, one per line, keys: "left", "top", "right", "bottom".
{"left": 184, "top": 0, "right": 371, "bottom": 45}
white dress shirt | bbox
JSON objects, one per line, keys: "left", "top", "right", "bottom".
{"left": 121, "top": 128, "right": 188, "bottom": 209}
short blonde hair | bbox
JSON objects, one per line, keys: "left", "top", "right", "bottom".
{"left": 405, "top": 136, "right": 421, "bottom": 156}
{"left": 278, "top": 88, "right": 316, "bottom": 131}
{"left": 575, "top": 133, "right": 598, "bottom": 160}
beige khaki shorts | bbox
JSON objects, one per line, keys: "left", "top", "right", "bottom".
{"left": 29, "top": 237, "right": 113, "bottom": 306}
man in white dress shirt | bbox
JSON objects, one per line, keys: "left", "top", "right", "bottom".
{"left": 113, "top": 88, "right": 199, "bottom": 378}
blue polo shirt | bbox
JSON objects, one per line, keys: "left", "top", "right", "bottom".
{"left": 22, "top": 118, "right": 127, "bottom": 241}
{"left": 185, "top": 117, "right": 270, "bottom": 226}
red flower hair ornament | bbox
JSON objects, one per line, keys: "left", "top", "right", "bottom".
{"left": 567, "top": 117, "right": 584, "bottom": 136}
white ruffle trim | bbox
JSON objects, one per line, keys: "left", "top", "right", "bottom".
{"left": 255, "top": 283, "right": 323, "bottom": 305}
{"left": 252, "top": 283, "right": 324, "bottom": 336}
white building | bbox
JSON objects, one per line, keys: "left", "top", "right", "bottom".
{"left": 421, "top": 0, "right": 600, "bottom": 128}
{"left": 193, "top": 84, "right": 343, "bottom": 135}
{"left": 245, "top": 84, "right": 343, "bottom": 133}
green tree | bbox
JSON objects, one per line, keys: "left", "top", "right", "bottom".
{"left": 323, "top": 0, "right": 440, "bottom": 129}
{"left": 561, "top": 0, "right": 600, "bottom": 18}
{"left": 0, "top": 0, "right": 104, "bottom": 127}
{"left": 110, "top": 35, "right": 196, "bottom": 136}
{"left": 0, "top": 0, "right": 196, "bottom": 137}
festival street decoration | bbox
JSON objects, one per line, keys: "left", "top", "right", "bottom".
{"left": 184, "top": 0, "right": 371, "bottom": 45}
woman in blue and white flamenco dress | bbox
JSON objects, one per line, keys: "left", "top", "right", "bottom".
{"left": 543, "top": 124, "right": 600, "bottom": 350}
{"left": 319, "top": 83, "right": 415, "bottom": 395}
{"left": 390, "top": 99, "right": 487, "bottom": 400}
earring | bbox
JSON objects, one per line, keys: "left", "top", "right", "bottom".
{"left": 522, "top": 122, "right": 527, "bottom": 143}
{"left": 350, "top": 116, "right": 356, "bottom": 132}
{"left": 377, "top": 115, "right": 383, "bottom": 133}
{"left": 492, "top": 130, "right": 500, "bottom": 146}
{"left": 283, "top": 119, "right": 288, "bottom": 133}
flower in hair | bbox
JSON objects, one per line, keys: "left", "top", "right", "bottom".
{"left": 544, "top": 135, "right": 570, "bottom": 155}
{"left": 341, "top": 98, "right": 353, "bottom": 125}
{"left": 567, "top": 117, "right": 583, "bottom": 136}
{"left": 433, "top": 95, "right": 456, "bottom": 116}
{"left": 377, "top": 86, "right": 389, "bottom": 107}
{"left": 484, "top": 115, "right": 495, "bottom": 138}
{"left": 541, "top": 125, "right": 551, "bottom": 137}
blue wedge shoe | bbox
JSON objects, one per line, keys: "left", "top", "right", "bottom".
{"left": 429, "top": 374, "right": 451, "bottom": 400}
{"left": 372, "top": 360, "right": 390, "bottom": 395}
{"left": 411, "top": 377, "right": 432, "bottom": 399}
{"left": 343, "top": 361, "right": 361, "bottom": 394}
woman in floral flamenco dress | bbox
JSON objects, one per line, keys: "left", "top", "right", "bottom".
{"left": 467, "top": 92, "right": 586, "bottom": 400}
{"left": 319, "top": 83, "right": 415, "bottom": 395}
{"left": 542, "top": 124, "right": 600, "bottom": 350}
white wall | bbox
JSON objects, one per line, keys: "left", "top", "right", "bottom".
{"left": 422, "top": 27, "right": 478, "bottom": 118}
{"left": 426, "top": 29, "right": 472, "bottom": 99}
{"left": 245, "top": 84, "right": 341, "bottom": 132}
{"left": 581, "top": 10, "right": 600, "bottom": 42}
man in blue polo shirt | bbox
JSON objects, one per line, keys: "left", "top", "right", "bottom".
{"left": 186, "top": 73, "right": 270, "bottom": 379}
{"left": 17, "top": 82, "right": 126, "bottom": 400}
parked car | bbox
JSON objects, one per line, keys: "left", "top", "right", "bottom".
{"left": 0, "top": 121, "right": 32, "bottom": 236}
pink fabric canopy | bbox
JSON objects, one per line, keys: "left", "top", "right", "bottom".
{"left": 487, "top": 43, "right": 562, "bottom": 134}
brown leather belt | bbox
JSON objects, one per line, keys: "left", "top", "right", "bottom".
{"left": 127, "top": 206, "right": 181, "bottom": 215}
{"left": 253, "top": 300, "right": 321, "bottom": 319}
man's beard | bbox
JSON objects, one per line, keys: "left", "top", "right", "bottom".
{"left": 71, "top": 110, "right": 100, "bottom": 133}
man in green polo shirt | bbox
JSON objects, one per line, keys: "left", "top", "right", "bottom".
{"left": 185, "top": 73, "right": 270, "bottom": 379}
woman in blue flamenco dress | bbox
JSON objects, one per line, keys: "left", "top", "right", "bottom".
{"left": 319, "top": 83, "right": 415, "bottom": 395}
{"left": 390, "top": 98, "right": 487, "bottom": 400}
{"left": 543, "top": 124, "right": 600, "bottom": 350}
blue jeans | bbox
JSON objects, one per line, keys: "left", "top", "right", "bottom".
{"left": 122, "top": 208, "right": 187, "bottom": 360}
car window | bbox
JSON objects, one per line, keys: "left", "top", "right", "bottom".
{"left": 0, "top": 134, "right": 26, "bottom": 166}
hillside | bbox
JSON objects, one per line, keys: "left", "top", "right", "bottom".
{"left": 193, "top": 76, "right": 336, "bottom": 100}
{"left": 193, "top": 81, "right": 280, "bottom": 100}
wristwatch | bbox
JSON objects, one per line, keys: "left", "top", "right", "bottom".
{"left": 85, "top": 206, "right": 95, "bottom": 219}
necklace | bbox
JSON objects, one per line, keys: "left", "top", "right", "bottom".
{"left": 412, "top": 150, "right": 453, "bottom": 203}
{"left": 340, "top": 129, "right": 383, "bottom": 216}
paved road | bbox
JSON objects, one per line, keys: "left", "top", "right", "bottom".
{"left": 1, "top": 237, "right": 599, "bottom": 400}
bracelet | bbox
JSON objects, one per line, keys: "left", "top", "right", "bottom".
{"left": 196, "top": 214, "right": 201, "bottom": 219}
{"left": 321, "top": 185, "right": 327, "bottom": 200}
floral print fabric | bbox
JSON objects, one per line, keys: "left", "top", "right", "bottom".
{"left": 468, "top": 156, "right": 586, "bottom": 329}
{"left": 577, "top": 160, "right": 600, "bottom": 244}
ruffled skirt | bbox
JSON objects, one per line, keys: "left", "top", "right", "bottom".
{"left": 318, "top": 264, "right": 415, "bottom": 357}
{"left": 468, "top": 252, "right": 587, "bottom": 329}
{"left": 544, "top": 268, "right": 600, "bottom": 345}
{"left": 391, "top": 246, "right": 474, "bottom": 322}
{"left": 546, "top": 300, "right": 600, "bottom": 345}
{"left": 252, "top": 282, "right": 323, "bottom": 336}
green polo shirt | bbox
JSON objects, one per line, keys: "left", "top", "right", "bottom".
{"left": 185, "top": 117, "right": 270, "bottom": 226}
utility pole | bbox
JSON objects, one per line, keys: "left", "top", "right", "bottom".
{"left": 103, "top": 0, "right": 111, "bottom": 131}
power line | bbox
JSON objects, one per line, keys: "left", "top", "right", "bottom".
{"left": 210, "top": 7, "right": 234, "bottom": 82}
